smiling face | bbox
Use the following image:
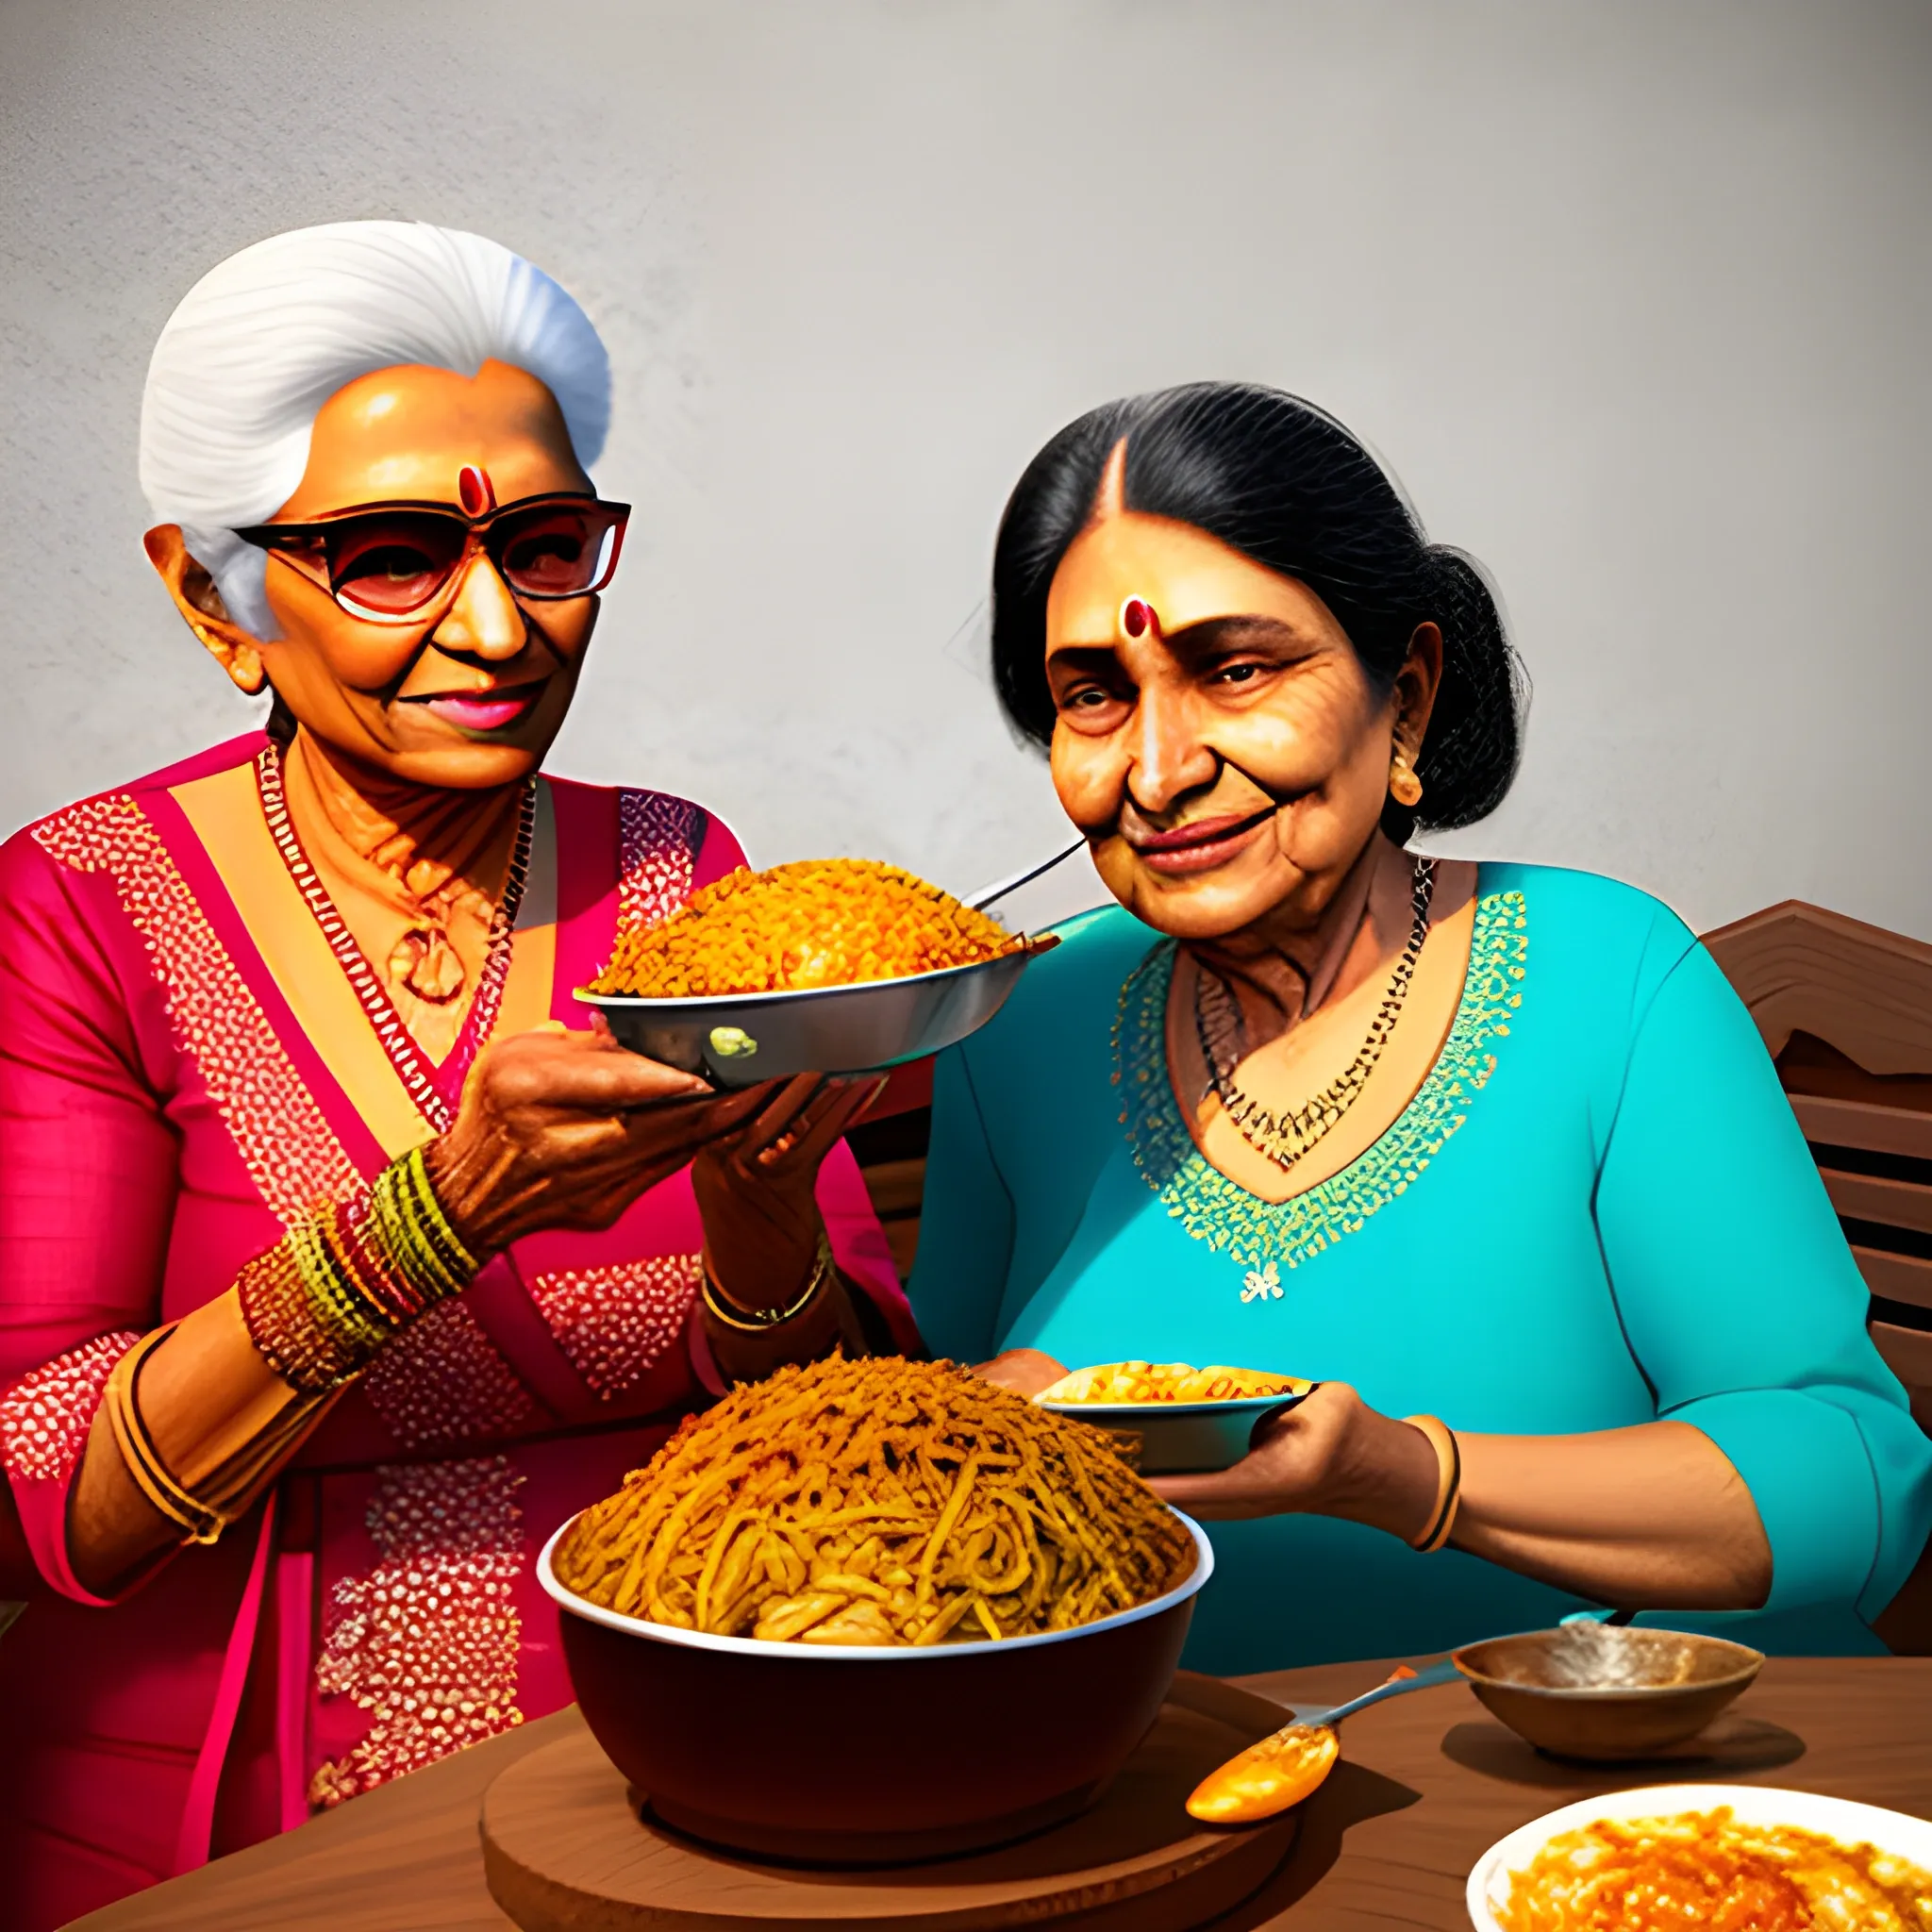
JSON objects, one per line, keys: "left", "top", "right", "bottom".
{"left": 1044, "top": 464, "right": 1440, "bottom": 942}
{"left": 151, "top": 358, "right": 601, "bottom": 791}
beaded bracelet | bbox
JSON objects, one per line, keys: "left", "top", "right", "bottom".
{"left": 239, "top": 1145, "right": 480, "bottom": 1393}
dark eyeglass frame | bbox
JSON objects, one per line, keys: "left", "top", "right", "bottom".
{"left": 234, "top": 491, "right": 632, "bottom": 625}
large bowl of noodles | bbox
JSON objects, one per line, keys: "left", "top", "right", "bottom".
{"left": 537, "top": 1357, "right": 1213, "bottom": 1862}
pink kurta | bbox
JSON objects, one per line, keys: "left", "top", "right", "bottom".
{"left": 0, "top": 732, "right": 915, "bottom": 1931}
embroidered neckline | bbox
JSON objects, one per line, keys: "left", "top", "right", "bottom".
{"left": 256, "top": 744, "right": 535, "bottom": 1134}
{"left": 1113, "top": 885, "right": 1529, "bottom": 1275}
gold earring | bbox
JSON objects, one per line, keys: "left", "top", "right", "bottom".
{"left": 1389, "top": 757, "right": 1424, "bottom": 808}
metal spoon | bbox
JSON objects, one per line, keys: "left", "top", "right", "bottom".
{"left": 1277, "top": 1655, "right": 1463, "bottom": 1729}
{"left": 1186, "top": 1658, "right": 1462, "bottom": 1824}
{"left": 1190, "top": 1610, "right": 1638, "bottom": 1823}
{"left": 966, "top": 840, "right": 1086, "bottom": 912}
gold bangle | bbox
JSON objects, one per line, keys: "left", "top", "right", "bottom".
{"left": 701, "top": 1232, "right": 837, "bottom": 1332}
{"left": 103, "top": 1330, "right": 231, "bottom": 1545}
{"left": 1403, "top": 1413, "right": 1461, "bottom": 1554}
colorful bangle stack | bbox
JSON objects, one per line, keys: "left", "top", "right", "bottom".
{"left": 1404, "top": 1413, "right": 1463, "bottom": 1554}
{"left": 701, "top": 1231, "right": 838, "bottom": 1333}
{"left": 239, "top": 1145, "right": 480, "bottom": 1393}
{"left": 364, "top": 1144, "right": 476, "bottom": 1308}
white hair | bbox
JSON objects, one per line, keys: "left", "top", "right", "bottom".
{"left": 139, "top": 221, "right": 611, "bottom": 638}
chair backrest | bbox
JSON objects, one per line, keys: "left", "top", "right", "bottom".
{"left": 1703, "top": 899, "right": 1932, "bottom": 1651}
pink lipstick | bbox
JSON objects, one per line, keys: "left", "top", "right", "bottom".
{"left": 416, "top": 684, "right": 544, "bottom": 733}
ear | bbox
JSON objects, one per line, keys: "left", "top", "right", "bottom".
{"left": 1391, "top": 621, "right": 1444, "bottom": 764}
{"left": 142, "top": 525, "right": 269, "bottom": 695}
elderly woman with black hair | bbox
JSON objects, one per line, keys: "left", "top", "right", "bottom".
{"left": 916, "top": 384, "right": 1932, "bottom": 1671}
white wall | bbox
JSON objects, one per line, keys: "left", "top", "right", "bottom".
{"left": 4, "top": 0, "right": 1928, "bottom": 939}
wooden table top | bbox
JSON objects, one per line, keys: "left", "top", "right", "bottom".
{"left": 69, "top": 1655, "right": 1932, "bottom": 1931}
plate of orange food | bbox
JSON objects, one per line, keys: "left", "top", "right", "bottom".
{"left": 1033, "top": 1361, "right": 1316, "bottom": 1474}
{"left": 577, "top": 858, "right": 1056, "bottom": 1086}
{"left": 1466, "top": 1783, "right": 1932, "bottom": 1930}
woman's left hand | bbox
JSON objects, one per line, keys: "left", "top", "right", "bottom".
{"left": 1147, "top": 1382, "right": 1441, "bottom": 1543}
{"left": 691, "top": 1073, "right": 886, "bottom": 1313}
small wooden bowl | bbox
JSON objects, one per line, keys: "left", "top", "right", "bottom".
{"left": 539, "top": 1512, "right": 1213, "bottom": 1863}
{"left": 1453, "top": 1624, "right": 1764, "bottom": 1762}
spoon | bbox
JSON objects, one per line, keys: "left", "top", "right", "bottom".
{"left": 966, "top": 840, "right": 1086, "bottom": 912}
{"left": 1187, "top": 1608, "right": 1639, "bottom": 1824}
{"left": 1187, "top": 1657, "right": 1462, "bottom": 1824}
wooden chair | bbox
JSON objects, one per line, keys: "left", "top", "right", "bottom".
{"left": 1703, "top": 899, "right": 1932, "bottom": 1652}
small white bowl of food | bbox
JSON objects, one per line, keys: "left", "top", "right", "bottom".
{"left": 1032, "top": 1360, "right": 1315, "bottom": 1474}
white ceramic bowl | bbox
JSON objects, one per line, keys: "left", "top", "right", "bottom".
{"left": 1036, "top": 1391, "right": 1312, "bottom": 1474}
{"left": 1467, "top": 1782, "right": 1932, "bottom": 1930}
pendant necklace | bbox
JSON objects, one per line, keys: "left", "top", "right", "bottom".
{"left": 1193, "top": 855, "right": 1437, "bottom": 1175}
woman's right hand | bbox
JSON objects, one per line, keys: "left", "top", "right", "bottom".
{"left": 425, "top": 1019, "right": 775, "bottom": 1257}
{"left": 973, "top": 1348, "right": 1068, "bottom": 1398}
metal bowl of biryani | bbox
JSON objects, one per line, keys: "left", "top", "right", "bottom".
{"left": 576, "top": 858, "right": 1057, "bottom": 1087}
{"left": 578, "top": 946, "right": 1049, "bottom": 1088}
{"left": 536, "top": 1357, "right": 1213, "bottom": 1863}
{"left": 1034, "top": 1362, "right": 1317, "bottom": 1475}
{"left": 1452, "top": 1623, "right": 1765, "bottom": 1761}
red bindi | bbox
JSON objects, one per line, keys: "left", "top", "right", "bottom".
{"left": 458, "top": 464, "right": 494, "bottom": 519}
{"left": 1121, "top": 597, "right": 1157, "bottom": 640}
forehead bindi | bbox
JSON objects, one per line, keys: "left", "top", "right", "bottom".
{"left": 1045, "top": 511, "right": 1336, "bottom": 657}
{"left": 276, "top": 360, "right": 586, "bottom": 518}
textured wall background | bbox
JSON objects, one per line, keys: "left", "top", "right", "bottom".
{"left": 3, "top": 0, "right": 1928, "bottom": 936}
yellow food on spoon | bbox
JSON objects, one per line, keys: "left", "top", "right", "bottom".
{"left": 1036, "top": 1361, "right": 1313, "bottom": 1406}
{"left": 1186, "top": 1722, "right": 1340, "bottom": 1824}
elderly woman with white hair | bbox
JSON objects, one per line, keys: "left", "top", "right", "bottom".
{"left": 0, "top": 223, "right": 914, "bottom": 1928}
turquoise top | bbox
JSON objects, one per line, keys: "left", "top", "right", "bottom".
{"left": 908, "top": 863, "right": 1932, "bottom": 1672}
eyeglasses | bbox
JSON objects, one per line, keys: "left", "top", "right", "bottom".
{"left": 235, "top": 492, "right": 631, "bottom": 625}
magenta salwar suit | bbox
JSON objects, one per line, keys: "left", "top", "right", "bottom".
{"left": 0, "top": 732, "right": 914, "bottom": 1929}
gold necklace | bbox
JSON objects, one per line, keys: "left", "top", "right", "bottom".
{"left": 1193, "top": 856, "right": 1436, "bottom": 1174}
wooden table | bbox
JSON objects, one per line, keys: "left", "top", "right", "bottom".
{"left": 69, "top": 1656, "right": 1932, "bottom": 1931}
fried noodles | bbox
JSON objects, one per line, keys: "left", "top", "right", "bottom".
{"left": 590, "top": 858, "right": 1025, "bottom": 998}
{"left": 553, "top": 1357, "right": 1194, "bottom": 1646}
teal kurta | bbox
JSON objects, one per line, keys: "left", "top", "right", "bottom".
{"left": 908, "top": 862, "right": 1932, "bottom": 1673}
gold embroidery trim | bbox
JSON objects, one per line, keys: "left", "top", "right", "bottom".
{"left": 1114, "top": 889, "right": 1529, "bottom": 1275}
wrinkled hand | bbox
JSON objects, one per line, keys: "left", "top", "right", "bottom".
{"left": 1146, "top": 1383, "right": 1439, "bottom": 1541}
{"left": 972, "top": 1348, "right": 1067, "bottom": 1398}
{"left": 691, "top": 1074, "right": 887, "bottom": 1313}
{"left": 426, "top": 1019, "right": 775, "bottom": 1257}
